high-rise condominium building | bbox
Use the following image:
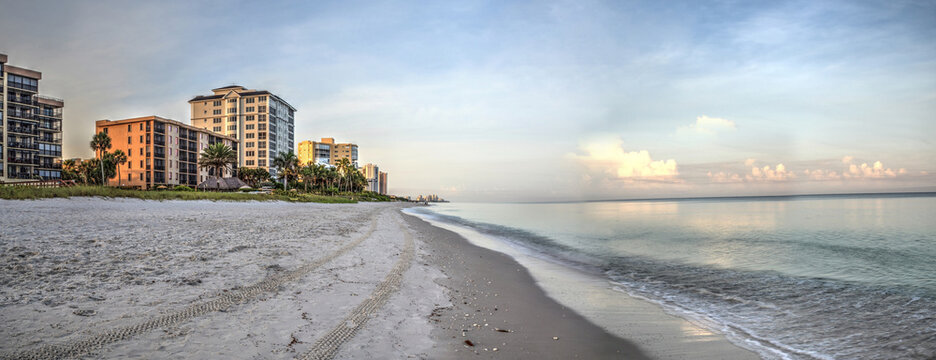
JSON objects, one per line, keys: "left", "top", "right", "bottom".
{"left": 96, "top": 116, "right": 237, "bottom": 189}
{"left": 378, "top": 171, "right": 388, "bottom": 195}
{"left": 297, "top": 138, "right": 358, "bottom": 167}
{"left": 361, "top": 163, "right": 379, "bottom": 192}
{"left": 189, "top": 85, "right": 295, "bottom": 177}
{"left": 1, "top": 53, "right": 64, "bottom": 182}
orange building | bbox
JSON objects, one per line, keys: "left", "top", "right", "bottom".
{"left": 95, "top": 116, "right": 237, "bottom": 189}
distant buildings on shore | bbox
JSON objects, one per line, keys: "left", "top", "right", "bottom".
{"left": 0, "top": 53, "right": 65, "bottom": 182}
{"left": 0, "top": 52, "right": 396, "bottom": 194}
{"left": 297, "top": 138, "right": 358, "bottom": 167}
{"left": 95, "top": 116, "right": 237, "bottom": 188}
{"left": 188, "top": 85, "right": 295, "bottom": 178}
{"left": 414, "top": 194, "right": 446, "bottom": 203}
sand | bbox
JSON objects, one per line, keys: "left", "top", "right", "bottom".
{"left": 0, "top": 198, "right": 759, "bottom": 359}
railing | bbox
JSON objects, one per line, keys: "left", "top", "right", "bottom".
{"left": 8, "top": 126, "right": 39, "bottom": 135}
{"left": 7, "top": 141, "right": 39, "bottom": 150}
{"left": 8, "top": 157, "right": 39, "bottom": 165}
{"left": 7, "top": 82, "right": 37, "bottom": 92}
{"left": 0, "top": 179, "right": 76, "bottom": 187}
{"left": 8, "top": 112, "right": 39, "bottom": 121}
{"left": 8, "top": 95, "right": 39, "bottom": 106}
{"left": 38, "top": 163, "right": 62, "bottom": 169}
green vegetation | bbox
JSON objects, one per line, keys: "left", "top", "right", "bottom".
{"left": 0, "top": 185, "right": 357, "bottom": 203}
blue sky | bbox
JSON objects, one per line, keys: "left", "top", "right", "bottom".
{"left": 2, "top": 0, "right": 933, "bottom": 200}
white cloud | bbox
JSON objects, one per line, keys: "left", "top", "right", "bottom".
{"left": 570, "top": 138, "right": 678, "bottom": 181}
{"left": 841, "top": 155, "right": 854, "bottom": 164}
{"left": 744, "top": 158, "right": 757, "bottom": 166}
{"left": 707, "top": 171, "right": 744, "bottom": 183}
{"left": 803, "top": 169, "right": 841, "bottom": 180}
{"left": 747, "top": 163, "right": 796, "bottom": 181}
{"left": 843, "top": 161, "right": 904, "bottom": 179}
{"left": 679, "top": 115, "right": 737, "bottom": 135}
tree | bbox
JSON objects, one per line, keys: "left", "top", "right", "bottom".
{"left": 198, "top": 143, "right": 237, "bottom": 190}
{"left": 112, "top": 150, "right": 128, "bottom": 186}
{"left": 90, "top": 131, "right": 112, "bottom": 186}
{"left": 62, "top": 159, "right": 80, "bottom": 181}
{"left": 272, "top": 151, "right": 299, "bottom": 191}
{"left": 336, "top": 158, "right": 353, "bottom": 192}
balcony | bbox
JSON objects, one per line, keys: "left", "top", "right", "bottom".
{"left": 8, "top": 112, "right": 39, "bottom": 121}
{"left": 8, "top": 157, "right": 39, "bottom": 165}
{"left": 8, "top": 95, "right": 39, "bottom": 107}
{"left": 154, "top": 123, "right": 166, "bottom": 134}
{"left": 38, "top": 162, "right": 62, "bottom": 170}
{"left": 7, "top": 82, "right": 37, "bottom": 93}
{"left": 8, "top": 172, "right": 35, "bottom": 180}
{"left": 8, "top": 126, "right": 39, "bottom": 135}
{"left": 7, "top": 141, "right": 38, "bottom": 150}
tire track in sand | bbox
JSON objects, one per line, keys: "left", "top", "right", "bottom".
{"left": 3, "top": 212, "right": 381, "bottom": 360}
{"left": 296, "top": 217, "right": 415, "bottom": 360}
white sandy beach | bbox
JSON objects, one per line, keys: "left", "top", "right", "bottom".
{"left": 1, "top": 198, "right": 758, "bottom": 359}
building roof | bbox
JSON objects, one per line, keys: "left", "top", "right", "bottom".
{"left": 212, "top": 84, "right": 245, "bottom": 91}
{"left": 197, "top": 177, "right": 250, "bottom": 190}
{"left": 95, "top": 116, "right": 238, "bottom": 142}
{"left": 189, "top": 94, "right": 224, "bottom": 102}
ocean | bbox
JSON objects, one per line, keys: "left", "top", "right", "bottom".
{"left": 405, "top": 193, "right": 936, "bottom": 360}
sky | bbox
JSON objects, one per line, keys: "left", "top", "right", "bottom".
{"left": 1, "top": 0, "right": 934, "bottom": 201}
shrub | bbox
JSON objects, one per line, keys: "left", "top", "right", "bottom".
{"left": 173, "top": 185, "right": 194, "bottom": 192}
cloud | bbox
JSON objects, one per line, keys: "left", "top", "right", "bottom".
{"left": 707, "top": 171, "right": 744, "bottom": 183}
{"left": 747, "top": 163, "right": 796, "bottom": 181}
{"left": 570, "top": 138, "right": 678, "bottom": 182}
{"left": 843, "top": 161, "right": 904, "bottom": 179}
{"left": 841, "top": 155, "right": 854, "bottom": 164}
{"left": 679, "top": 115, "right": 737, "bottom": 135}
{"left": 803, "top": 169, "right": 841, "bottom": 180}
{"left": 744, "top": 158, "right": 757, "bottom": 166}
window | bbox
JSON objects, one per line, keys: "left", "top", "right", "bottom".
{"left": 228, "top": 116, "right": 236, "bottom": 122}
{"left": 139, "top": 135, "right": 143, "bottom": 143}
{"left": 258, "top": 141, "right": 266, "bottom": 148}
{"left": 127, "top": 124, "right": 131, "bottom": 131}
{"left": 227, "top": 125, "right": 236, "bottom": 131}
{"left": 140, "top": 148, "right": 143, "bottom": 156}
{"left": 140, "top": 123, "right": 143, "bottom": 130}
{"left": 102, "top": 128, "right": 108, "bottom": 134}
{"left": 246, "top": 142, "right": 254, "bottom": 148}
{"left": 213, "top": 126, "right": 222, "bottom": 132}
{"left": 259, "top": 96, "right": 267, "bottom": 101}
{"left": 246, "top": 160, "right": 255, "bottom": 166}
{"left": 258, "top": 123, "right": 266, "bottom": 130}
{"left": 246, "top": 115, "right": 255, "bottom": 121}
{"left": 245, "top": 133, "right": 255, "bottom": 139}
{"left": 258, "top": 159, "right": 266, "bottom": 167}
{"left": 246, "top": 124, "right": 255, "bottom": 130}
{"left": 128, "top": 137, "right": 132, "bottom": 144}
{"left": 228, "top": 107, "right": 236, "bottom": 113}
{"left": 258, "top": 115, "right": 266, "bottom": 122}
{"left": 246, "top": 97, "right": 255, "bottom": 104}
{"left": 213, "top": 100, "right": 221, "bottom": 106}
{"left": 140, "top": 173, "right": 144, "bottom": 181}
{"left": 228, "top": 99, "right": 237, "bottom": 103}
{"left": 259, "top": 150, "right": 266, "bottom": 157}
{"left": 246, "top": 106, "right": 255, "bottom": 112}
{"left": 213, "top": 118, "right": 222, "bottom": 123}
{"left": 258, "top": 132, "right": 267, "bottom": 140}
{"left": 140, "top": 160, "right": 144, "bottom": 167}
{"left": 258, "top": 106, "right": 266, "bottom": 112}
{"left": 246, "top": 151, "right": 255, "bottom": 157}
{"left": 212, "top": 109, "right": 221, "bottom": 115}
{"left": 128, "top": 162, "right": 132, "bottom": 169}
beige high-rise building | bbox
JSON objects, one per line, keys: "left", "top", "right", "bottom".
{"left": 189, "top": 85, "right": 295, "bottom": 177}
{"left": 1, "top": 53, "right": 65, "bottom": 182}
{"left": 297, "top": 138, "right": 358, "bottom": 167}
{"left": 361, "top": 163, "right": 379, "bottom": 192}
{"left": 96, "top": 116, "right": 237, "bottom": 189}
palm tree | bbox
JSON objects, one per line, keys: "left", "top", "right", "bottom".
{"left": 336, "top": 158, "right": 352, "bottom": 192}
{"left": 272, "top": 151, "right": 299, "bottom": 191}
{"left": 90, "top": 132, "right": 112, "bottom": 186}
{"left": 112, "top": 150, "right": 128, "bottom": 186}
{"left": 62, "top": 159, "right": 79, "bottom": 181}
{"left": 198, "top": 143, "right": 237, "bottom": 190}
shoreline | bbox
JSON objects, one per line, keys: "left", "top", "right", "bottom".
{"left": 404, "top": 210, "right": 761, "bottom": 360}
{"left": 403, "top": 212, "right": 649, "bottom": 359}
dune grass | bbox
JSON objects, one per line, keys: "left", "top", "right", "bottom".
{"left": 0, "top": 185, "right": 357, "bottom": 203}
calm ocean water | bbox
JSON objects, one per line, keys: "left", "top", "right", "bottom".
{"left": 407, "top": 194, "right": 936, "bottom": 359}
